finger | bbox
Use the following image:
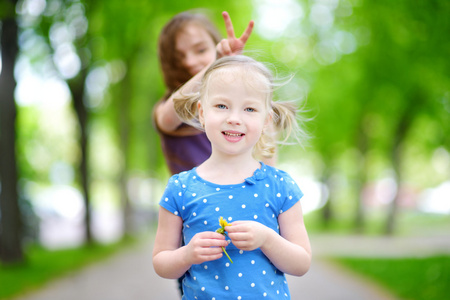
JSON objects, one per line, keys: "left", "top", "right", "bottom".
{"left": 222, "top": 11, "right": 236, "bottom": 38}
{"left": 220, "top": 40, "right": 232, "bottom": 56}
{"left": 228, "top": 232, "right": 249, "bottom": 241}
{"left": 238, "top": 20, "right": 254, "bottom": 44}
{"left": 198, "top": 231, "right": 226, "bottom": 239}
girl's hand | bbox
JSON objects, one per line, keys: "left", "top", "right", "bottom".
{"left": 216, "top": 11, "right": 254, "bottom": 57}
{"left": 225, "top": 221, "right": 270, "bottom": 251}
{"left": 184, "top": 231, "right": 229, "bottom": 265}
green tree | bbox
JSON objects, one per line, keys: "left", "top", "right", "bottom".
{"left": 0, "top": 0, "right": 23, "bottom": 264}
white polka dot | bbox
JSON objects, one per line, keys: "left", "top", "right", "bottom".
{"left": 225, "top": 286, "right": 229, "bottom": 290}
{"left": 182, "top": 206, "right": 185, "bottom": 210}
{"left": 164, "top": 197, "right": 168, "bottom": 202}
{"left": 289, "top": 196, "right": 293, "bottom": 200}
{"left": 242, "top": 204, "right": 246, "bottom": 209}
{"left": 271, "top": 281, "right": 274, "bottom": 285}
{"left": 280, "top": 177, "right": 284, "bottom": 181}
{"left": 277, "top": 193, "right": 281, "bottom": 197}
{"left": 265, "top": 184, "right": 269, "bottom": 187}
{"left": 182, "top": 184, "right": 186, "bottom": 188}
{"left": 215, "top": 207, "right": 220, "bottom": 211}
{"left": 226, "top": 263, "right": 230, "bottom": 267}
{"left": 186, "top": 225, "right": 190, "bottom": 228}
{"left": 251, "top": 260, "right": 255, "bottom": 264}
{"left": 228, "top": 195, "right": 233, "bottom": 199}
{"left": 213, "top": 298, "right": 216, "bottom": 300}
{"left": 277, "top": 290, "right": 280, "bottom": 294}
{"left": 263, "top": 292, "right": 267, "bottom": 297}
{"left": 262, "top": 270, "right": 266, "bottom": 275}
{"left": 192, "top": 193, "right": 196, "bottom": 197}
{"left": 216, "top": 188, "right": 220, "bottom": 191}
{"left": 238, "top": 297, "right": 242, "bottom": 300}
{"left": 204, "top": 221, "right": 208, "bottom": 225}
{"left": 254, "top": 193, "right": 258, "bottom": 197}
{"left": 228, "top": 217, "right": 233, "bottom": 221}
{"left": 238, "top": 273, "right": 243, "bottom": 277}
{"left": 275, "top": 175, "right": 278, "bottom": 178}
{"left": 215, "top": 275, "right": 219, "bottom": 280}
{"left": 193, "top": 276, "right": 196, "bottom": 280}
{"left": 174, "top": 211, "right": 179, "bottom": 215}
{"left": 285, "top": 293, "right": 288, "bottom": 296}
{"left": 254, "top": 215, "right": 258, "bottom": 219}
{"left": 175, "top": 180, "right": 179, "bottom": 183}
{"left": 280, "top": 210, "right": 284, "bottom": 214}
{"left": 251, "top": 283, "right": 255, "bottom": 287}
{"left": 193, "top": 212, "right": 197, "bottom": 216}
{"left": 178, "top": 192, "right": 182, "bottom": 196}
{"left": 203, "top": 199, "right": 207, "bottom": 203}
{"left": 193, "top": 176, "right": 196, "bottom": 179}
{"left": 204, "top": 265, "right": 208, "bottom": 269}
{"left": 239, "top": 250, "right": 244, "bottom": 254}
{"left": 265, "top": 203, "right": 269, "bottom": 207}
{"left": 242, "top": 185, "right": 246, "bottom": 188}
{"left": 201, "top": 287, "right": 205, "bottom": 291}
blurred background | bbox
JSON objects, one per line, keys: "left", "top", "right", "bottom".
{"left": 0, "top": 0, "right": 449, "bottom": 298}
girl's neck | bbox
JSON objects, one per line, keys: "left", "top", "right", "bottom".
{"left": 196, "top": 154, "right": 261, "bottom": 185}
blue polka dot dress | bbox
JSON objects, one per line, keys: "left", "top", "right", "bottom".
{"left": 159, "top": 162, "right": 304, "bottom": 300}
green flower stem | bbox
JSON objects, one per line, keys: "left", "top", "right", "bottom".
{"left": 222, "top": 246, "right": 233, "bottom": 264}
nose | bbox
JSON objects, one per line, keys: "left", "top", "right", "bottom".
{"left": 183, "top": 53, "right": 197, "bottom": 68}
{"left": 226, "top": 111, "right": 242, "bottom": 126}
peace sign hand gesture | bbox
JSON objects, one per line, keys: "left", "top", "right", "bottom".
{"left": 216, "top": 11, "right": 254, "bottom": 58}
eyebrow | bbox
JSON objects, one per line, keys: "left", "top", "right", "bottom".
{"left": 210, "top": 96, "right": 264, "bottom": 106}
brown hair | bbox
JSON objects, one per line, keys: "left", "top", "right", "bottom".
{"left": 158, "top": 11, "right": 222, "bottom": 99}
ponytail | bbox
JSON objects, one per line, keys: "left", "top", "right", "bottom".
{"left": 173, "top": 92, "right": 203, "bottom": 130}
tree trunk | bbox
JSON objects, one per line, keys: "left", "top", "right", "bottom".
{"left": 320, "top": 169, "right": 333, "bottom": 227}
{"left": 354, "top": 126, "right": 368, "bottom": 233}
{"left": 68, "top": 71, "right": 92, "bottom": 244}
{"left": 118, "top": 63, "right": 133, "bottom": 237}
{"left": 0, "top": 2, "right": 24, "bottom": 264}
{"left": 385, "top": 92, "right": 420, "bottom": 235}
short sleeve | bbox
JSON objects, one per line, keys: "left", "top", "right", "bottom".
{"left": 279, "top": 172, "right": 304, "bottom": 214}
{"left": 159, "top": 174, "right": 183, "bottom": 217}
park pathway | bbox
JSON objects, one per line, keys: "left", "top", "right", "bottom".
{"left": 13, "top": 234, "right": 450, "bottom": 300}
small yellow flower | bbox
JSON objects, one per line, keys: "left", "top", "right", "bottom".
{"left": 219, "top": 216, "right": 229, "bottom": 228}
{"left": 216, "top": 217, "right": 233, "bottom": 263}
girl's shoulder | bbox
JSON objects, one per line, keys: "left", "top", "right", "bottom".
{"left": 168, "top": 168, "right": 197, "bottom": 186}
{"left": 260, "top": 162, "right": 292, "bottom": 178}
{"left": 260, "top": 163, "right": 299, "bottom": 186}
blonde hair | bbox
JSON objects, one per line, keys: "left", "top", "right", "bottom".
{"left": 174, "top": 55, "right": 308, "bottom": 158}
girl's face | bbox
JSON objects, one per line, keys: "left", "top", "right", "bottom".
{"left": 175, "top": 24, "right": 217, "bottom": 77}
{"left": 198, "top": 68, "right": 270, "bottom": 159}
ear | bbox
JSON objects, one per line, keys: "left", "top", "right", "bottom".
{"left": 198, "top": 100, "right": 205, "bottom": 127}
{"left": 264, "top": 111, "right": 273, "bottom": 129}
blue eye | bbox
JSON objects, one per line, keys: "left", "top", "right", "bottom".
{"left": 217, "top": 104, "right": 227, "bottom": 109}
{"left": 245, "top": 107, "right": 255, "bottom": 112}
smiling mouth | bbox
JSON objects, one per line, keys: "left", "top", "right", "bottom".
{"left": 222, "top": 131, "right": 244, "bottom": 137}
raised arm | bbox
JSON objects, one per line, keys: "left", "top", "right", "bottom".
{"left": 216, "top": 11, "right": 254, "bottom": 57}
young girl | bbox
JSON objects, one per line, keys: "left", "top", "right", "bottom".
{"left": 154, "top": 11, "right": 256, "bottom": 175}
{"left": 153, "top": 55, "right": 311, "bottom": 299}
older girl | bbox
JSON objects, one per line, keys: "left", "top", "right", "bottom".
{"left": 154, "top": 11, "right": 255, "bottom": 174}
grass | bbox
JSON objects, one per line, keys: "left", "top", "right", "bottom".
{"left": 305, "top": 210, "right": 450, "bottom": 299}
{"left": 335, "top": 255, "right": 450, "bottom": 300}
{"left": 0, "top": 238, "right": 136, "bottom": 299}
